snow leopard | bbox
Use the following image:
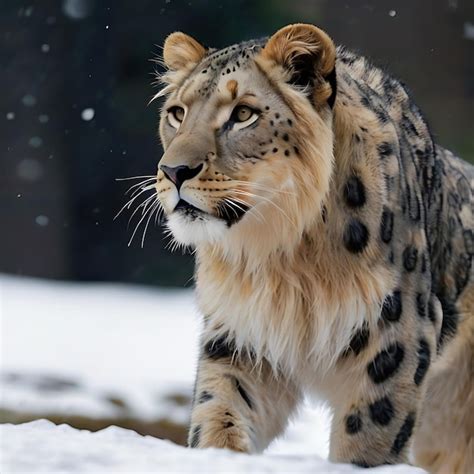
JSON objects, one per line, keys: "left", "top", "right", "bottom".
{"left": 153, "top": 24, "right": 473, "bottom": 472}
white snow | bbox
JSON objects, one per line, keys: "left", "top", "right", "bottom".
{"left": 6, "top": 112, "right": 15, "bottom": 120}
{"left": 81, "top": 108, "right": 95, "bottom": 121}
{"left": 0, "top": 276, "right": 425, "bottom": 472}
{"left": 0, "top": 420, "right": 425, "bottom": 473}
{"left": 1, "top": 276, "right": 200, "bottom": 423}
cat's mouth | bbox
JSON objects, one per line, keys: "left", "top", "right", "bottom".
{"left": 172, "top": 199, "right": 207, "bottom": 222}
{"left": 173, "top": 198, "right": 248, "bottom": 226}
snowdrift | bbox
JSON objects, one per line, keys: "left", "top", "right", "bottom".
{"left": 1, "top": 420, "right": 425, "bottom": 473}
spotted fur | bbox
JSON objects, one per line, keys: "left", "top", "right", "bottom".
{"left": 153, "top": 24, "right": 474, "bottom": 472}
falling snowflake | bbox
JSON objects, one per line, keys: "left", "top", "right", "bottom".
{"left": 29, "top": 136, "right": 43, "bottom": 148}
{"left": 17, "top": 159, "right": 43, "bottom": 181}
{"left": 22, "top": 95, "right": 37, "bottom": 107}
{"left": 35, "top": 215, "right": 50, "bottom": 226}
{"left": 81, "top": 108, "right": 95, "bottom": 121}
{"left": 38, "top": 114, "right": 49, "bottom": 123}
{"left": 388, "top": 10, "right": 396, "bottom": 17}
{"left": 41, "top": 44, "right": 50, "bottom": 53}
{"left": 62, "top": 0, "right": 93, "bottom": 20}
{"left": 464, "top": 22, "right": 474, "bottom": 41}
{"left": 6, "top": 112, "right": 15, "bottom": 120}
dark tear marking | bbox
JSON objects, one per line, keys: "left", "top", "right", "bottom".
{"left": 381, "top": 291, "right": 402, "bottom": 323}
{"left": 369, "top": 396, "right": 394, "bottom": 426}
{"left": 345, "top": 413, "right": 363, "bottom": 434}
{"left": 402, "top": 246, "right": 418, "bottom": 272}
{"left": 380, "top": 208, "right": 394, "bottom": 243}
{"left": 190, "top": 425, "right": 201, "bottom": 448}
{"left": 343, "top": 219, "right": 369, "bottom": 253}
{"left": 198, "top": 391, "right": 213, "bottom": 404}
{"left": 344, "top": 176, "right": 366, "bottom": 208}
{"left": 343, "top": 323, "right": 370, "bottom": 357}
{"left": 414, "top": 339, "right": 431, "bottom": 385}
{"left": 391, "top": 413, "right": 415, "bottom": 455}
{"left": 204, "top": 336, "right": 235, "bottom": 360}
{"left": 367, "top": 343, "right": 405, "bottom": 384}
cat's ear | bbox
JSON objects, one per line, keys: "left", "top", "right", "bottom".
{"left": 261, "top": 24, "right": 337, "bottom": 108}
{"left": 163, "top": 32, "right": 207, "bottom": 71}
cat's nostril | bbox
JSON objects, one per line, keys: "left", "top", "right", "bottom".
{"left": 160, "top": 163, "right": 203, "bottom": 190}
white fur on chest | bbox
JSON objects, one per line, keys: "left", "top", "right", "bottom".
{"left": 196, "top": 271, "right": 385, "bottom": 378}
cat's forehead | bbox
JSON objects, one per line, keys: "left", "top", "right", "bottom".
{"left": 204, "top": 38, "right": 267, "bottom": 70}
{"left": 185, "top": 38, "right": 267, "bottom": 100}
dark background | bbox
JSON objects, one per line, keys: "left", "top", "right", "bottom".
{"left": 1, "top": 0, "right": 473, "bottom": 287}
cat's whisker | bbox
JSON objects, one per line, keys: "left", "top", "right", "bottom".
{"left": 232, "top": 189, "right": 297, "bottom": 228}
{"left": 126, "top": 178, "right": 157, "bottom": 197}
{"left": 232, "top": 180, "right": 296, "bottom": 197}
{"left": 128, "top": 197, "right": 158, "bottom": 247}
{"left": 114, "top": 184, "right": 157, "bottom": 220}
{"left": 127, "top": 194, "right": 157, "bottom": 227}
{"left": 141, "top": 200, "right": 160, "bottom": 248}
{"left": 116, "top": 175, "right": 156, "bottom": 181}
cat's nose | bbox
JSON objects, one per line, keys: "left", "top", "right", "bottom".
{"left": 160, "top": 163, "right": 203, "bottom": 191}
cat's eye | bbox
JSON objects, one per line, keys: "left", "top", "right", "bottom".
{"left": 230, "top": 105, "right": 259, "bottom": 130}
{"left": 167, "top": 106, "right": 185, "bottom": 128}
{"left": 233, "top": 105, "right": 253, "bottom": 122}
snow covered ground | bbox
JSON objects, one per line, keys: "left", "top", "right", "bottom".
{"left": 0, "top": 275, "right": 424, "bottom": 472}
{"left": 1, "top": 420, "right": 426, "bottom": 473}
{"left": 1, "top": 275, "right": 200, "bottom": 425}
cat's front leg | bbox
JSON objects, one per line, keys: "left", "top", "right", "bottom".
{"left": 188, "top": 334, "right": 300, "bottom": 453}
